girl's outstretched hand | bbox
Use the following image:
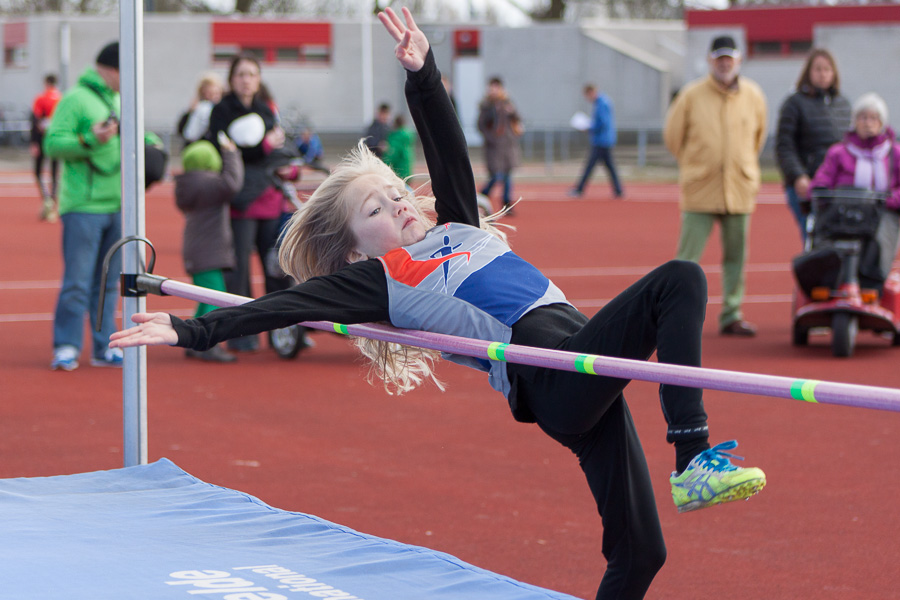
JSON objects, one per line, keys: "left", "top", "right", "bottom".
{"left": 378, "top": 7, "right": 429, "bottom": 73}
{"left": 109, "top": 312, "right": 179, "bottom": 349}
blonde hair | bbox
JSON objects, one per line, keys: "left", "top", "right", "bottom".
{"left": 279, "top": 141, "right": 510, "bottom": 395}
{"left": 197, "top": 72, "right": 224, "bottom": 101}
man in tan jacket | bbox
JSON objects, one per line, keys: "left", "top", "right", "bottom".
{"left": 664, "top": 35, "right": 767, "bottom": 336}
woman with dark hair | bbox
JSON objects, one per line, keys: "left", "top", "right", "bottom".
{"left": 775, "top": 49, "right": 852, "bottom": 241}
{"left": 206, "top": 53, "right": 305, "bottom": 353}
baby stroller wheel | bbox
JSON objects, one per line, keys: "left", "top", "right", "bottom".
{"left": 831, "top": 313, "right": 858, "bottom": 358}
{"left": 269, "top": 325, "right": 304, "bottom": 359}
{"left": 792, "top": 323, "right": 809, "bottom": 346}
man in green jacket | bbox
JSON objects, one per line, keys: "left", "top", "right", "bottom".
{"left": 664, "top": 36, "right": 767, "bottom": 337}
{"left": 44, "top": 41, "right": 124, "bottom": 371}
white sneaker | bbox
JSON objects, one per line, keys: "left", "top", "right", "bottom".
{"left": 51, "top": 345, "right": 80, "bottom": 371}
{"left": 90, "top": 347, "right": 124, "bottom": 368}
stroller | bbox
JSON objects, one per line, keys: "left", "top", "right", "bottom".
{"left": 791, "top": 188, "right": 900, "bottom": 357}
{"left": 265, "top": 155, "right": 325, "bottom": 359}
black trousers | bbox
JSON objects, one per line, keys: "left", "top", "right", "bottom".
{"left": 518, "top": 260, "right": 710, "bottom": 600}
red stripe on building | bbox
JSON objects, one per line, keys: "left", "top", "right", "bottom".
{"left": 3, "top": 22, "right": 27, "bottom": 48}
{"left": 212, "top": 21, "right": 331, "bottom": 46}
{"left": 687, "top": 5, "right": 900, "bottom": 43}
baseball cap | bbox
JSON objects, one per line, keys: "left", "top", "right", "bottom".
{"left": 709, "top": 36, "right": 739, "bottom": 59}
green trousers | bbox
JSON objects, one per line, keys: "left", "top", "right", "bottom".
{"left": 191, "top": 269, "right": 227, "bottom": 318}
{"left": 675, "top": 212, "right": 750, "bottom": 328}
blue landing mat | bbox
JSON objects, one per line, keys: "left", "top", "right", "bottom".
{"left": 0, "top": 458, "right": 579, "bottom": 600}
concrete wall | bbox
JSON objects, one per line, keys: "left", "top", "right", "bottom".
{"left": 1, "top": 15, "right": 671, "bottom": 147}
{"left": 815, "top": 24, "right": 900, "bottom": 130}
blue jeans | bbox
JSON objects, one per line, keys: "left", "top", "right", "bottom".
{"left": 481, "top": 171, "right": 513, "bottom": 207}
{"left": 785, "top": 185, "right": 808, "bottom": 242}
{"left": 575, "top": 145, "right": 623, "bottom": 197}
{"left": 53, "top": 212, "right": 122, "bottom": 358}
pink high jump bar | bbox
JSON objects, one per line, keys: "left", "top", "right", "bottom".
{"left": 151, "top": 277, "right": 900, "bottom": 413}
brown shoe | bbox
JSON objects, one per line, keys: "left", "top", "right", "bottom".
{"left": 720, "top": 320, "right": 757, "bottom": 337}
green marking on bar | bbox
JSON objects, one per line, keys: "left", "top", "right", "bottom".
{"left": 333, "top": 323, "right": 349, "bottom": 335}
{"left": 791, "top": 379, "right": 819, "bottom": 403}
{"left": 801, "top": 380, "right": 819, "bottom": 403}
{"left": 575, "top": 354, "right": 597, "bottom": 375}
{"left": 487, "top": 342, "right": 508, "bottom": 361}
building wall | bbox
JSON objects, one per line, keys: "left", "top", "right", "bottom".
{"left": 1, "top": 14, "right": 670, "bottom": 146}
{"left": 815, "top": 24, "right": 900, "bottom": 130}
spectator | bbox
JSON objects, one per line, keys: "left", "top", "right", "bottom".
{"left": 206, "top": 53, "right": 304, "bottom": 353}
{"left": 177, "top": 73, "right": 224, "bottom": 145}
{"left": 296, "top": 127, "right": 330, "bottom": 174}
{"left": 775, "top": 49, "right": 851, "bottom": 242}
{"left": 664, "top": 35, "right": 767, "bottom": 337}
{"left": 568, "top": 83, "right": 624, "bottom": 199}
{"left": 477, "top": 76, "right": 521, "bottom": 214}
{"left": 809, "top": 92, "right": 900, "bottom": 291}
{"left": 30, "top": 74, "right": 62, "bottom": 222}
{"left": 174, "top": 137, "right": 244, "bottom": 362}
{"left": 383, "top": 114, "right": 416, "bottom": 181}
{"left": 43, "top": 41, "right": 124, "bottom": 371}
{"left": 364, "top": 103, "right": 391, "bottom": 158}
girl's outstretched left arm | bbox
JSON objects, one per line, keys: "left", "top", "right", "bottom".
{"left": 110, "top": 312, "right": 179, "bottom": 348}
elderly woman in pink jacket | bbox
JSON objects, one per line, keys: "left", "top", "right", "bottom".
{"left": 810, "top": 92, "right": 900, "bottom": 290}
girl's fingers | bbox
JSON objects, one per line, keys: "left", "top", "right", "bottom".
{"left": 400, "top": 7, "right": 418, "bottom": 32}
{"left": 378, "top": 8, "right": 405, "bottom": 42}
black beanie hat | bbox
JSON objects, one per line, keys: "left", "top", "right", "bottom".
{"left": 96, "top": 42, "right": 119, "bottom": 70}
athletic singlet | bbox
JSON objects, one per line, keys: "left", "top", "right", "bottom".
{"left": 378, "top": 222, "right": 571, "bottom": 397}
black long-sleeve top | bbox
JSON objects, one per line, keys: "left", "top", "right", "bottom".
{"left": 775, "top": 86, "right": 852, "bottom": 187}
{"left": 172, "top": 49, "right": 586, "bottom": 420}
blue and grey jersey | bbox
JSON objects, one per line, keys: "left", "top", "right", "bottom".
{"left": 378, "top": 222, "right": 571, "bottom": 397}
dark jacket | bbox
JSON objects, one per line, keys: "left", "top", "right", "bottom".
{"left": 775, "top": 85, "right": 851, "bottom": 187}
{"left": 477, "top": 96, "right": 521, "bottom": 173}
{"left": 207, "top": 92, "right": 277, "bottom": 167}
{"left": 174, "top": 147, "right": 244, "bottom": 274}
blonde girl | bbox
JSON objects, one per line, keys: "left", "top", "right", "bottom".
{"left": 112, "top": 9, "right": 764, "bottom": 600}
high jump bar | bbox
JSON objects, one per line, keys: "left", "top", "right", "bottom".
{"left": 137, "top": 274, "right": 900, "bottom": 413}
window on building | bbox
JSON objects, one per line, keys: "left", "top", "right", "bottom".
{"left": 751, "top": 40, "right": 781, "bottom": 56}
{"left": 789, "top": 40, "right": 813, "bottom": 55}
{"left": 301, "top": 45, "right": 330, "bottom": 63}
{"left": 213, "top": 44, "right": 240, "bottom": 64}
{"left": 3, "top": 22, "right": 27, "bottom": 68}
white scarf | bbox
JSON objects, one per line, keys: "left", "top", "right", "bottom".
{"left": 846, "top": 138, "right": 892, "bottom": 191}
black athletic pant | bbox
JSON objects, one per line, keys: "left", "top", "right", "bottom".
{"left": 518, "top": 260, "right": 710, "bottom": 600}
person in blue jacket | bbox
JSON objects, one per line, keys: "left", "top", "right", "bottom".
{"left": 569, "top": 84, "right": 624, "bottom": 199}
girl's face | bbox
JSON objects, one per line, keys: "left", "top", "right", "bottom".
{"left": 808, "top": 55, "right": 835, "bottom": 90}
{"left": 855, "top": 109, "right": 883, "bottom": 139}
{"left": 201, "top": 81, "right": 223, "bottom": 103}
{"left": 346, "top": 173, "right": 427, "bottom": 261}
{"left": 230, "top": 59, "right": 261, "bottom": 104}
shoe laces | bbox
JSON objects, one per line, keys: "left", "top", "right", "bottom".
{"left": 695, "top": 440, "right": 744, "bottom": 473}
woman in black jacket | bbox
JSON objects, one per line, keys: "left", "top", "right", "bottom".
{"left": 207, "top": 53, "right": 300, "bottom": 352}
{"left": 775, "top": 49, "right": 851, "bottom": 242}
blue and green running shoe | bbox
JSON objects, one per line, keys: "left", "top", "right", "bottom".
{"left": 670, "top": 440, "right": 766, "bottom": 513}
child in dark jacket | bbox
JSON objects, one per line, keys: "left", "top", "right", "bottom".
{"left": 174, "top": 137, "right": 244, "bottom": 362}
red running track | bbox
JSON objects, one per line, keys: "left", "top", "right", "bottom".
{"left": 1, "top": 172, "right": 899, "bottom": 599}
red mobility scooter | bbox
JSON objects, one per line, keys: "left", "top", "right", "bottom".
{"left": 791, "top": 188, "right": 900, "bottom": 357}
